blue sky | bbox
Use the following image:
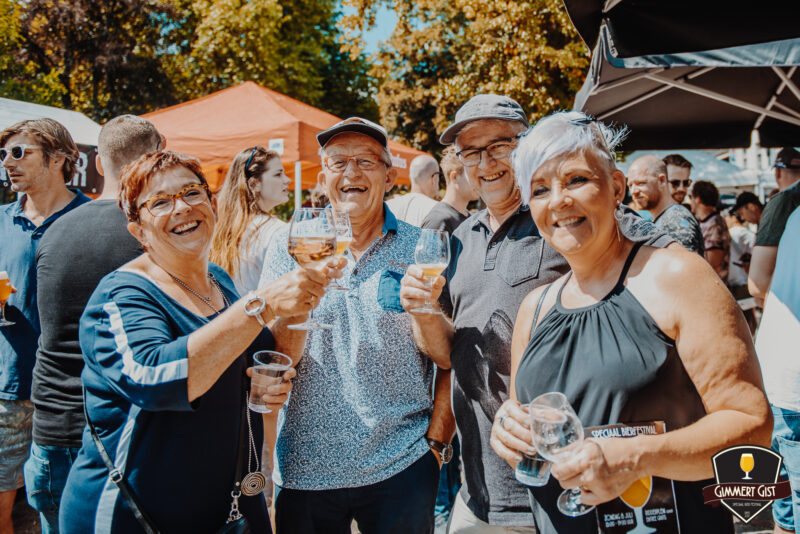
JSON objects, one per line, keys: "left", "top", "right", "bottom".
{"left": 349, "top": 6, "right": 397, "bottom": 54}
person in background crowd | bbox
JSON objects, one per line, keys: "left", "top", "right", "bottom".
{"left": 490, "top": 110, "right": 769, "bottom": 534}
{"left": 421, "top": 146, "right": 479, "bottom": 235}
{"left": 754, "top": 206, "right": 800, "bottom": 534}
{"left": 0, "top": 119, "right": 90, "bottom": 534}
{"left": 401, "top": 95, "right": 670, "bottom": 534}
{"left": 627, "top": 155, "right": 704, "bottom": 254}
{"left": 749, "top": 147, "right": 800, "bottom": 302}
{"left": 419, "top": 145, "right": 477, "bottom": 529}
{"left": 59, "top": 150, "right": 336, "bottom": 533}
{"left": 691, "top": 180, "right": 730, "bottom": 283}
{"left": 663, "top": 153, "right": 693, "bottom": 204}
{"left": 733, "top": 191, "right": 763, "bottom": 227}
{"left": 723, "top": 207, "right": 757, "bottom": 332}
{"left": 25, "top": 115, "right": 162, "bottom": 534}
{"left": 210, "top": 146, "right": 289, "bottom": 295}
{"left": 386, "top": 154, "right": 440, "bottom": 226}
{"left": 261, "top": 117, "right": 449, "bottom": 534}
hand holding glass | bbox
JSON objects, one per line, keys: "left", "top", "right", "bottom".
{"left": 249, "top": 351, "right": 293, "bottom": 413}
{"left": 411, "top": 229, "right": 450, "bottom": 314}
{"left": 529, "top": 392, "right": 595, "bottom": 517}
{"left": 287, "top": 208, "right": 336, "bottom": 330}
{"left": 515, "top": 402, "right": 552, "bottom": 487}
{"left": 0, "top": 271, "right": 14, "bottom": 327}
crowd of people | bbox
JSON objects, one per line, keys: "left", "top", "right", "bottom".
{"left": 0, "top": 93, "right": 797, "bottom": 534}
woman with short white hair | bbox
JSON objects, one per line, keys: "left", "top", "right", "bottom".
{"left": 490, "top": 111, "right": 771, "bottom": 533}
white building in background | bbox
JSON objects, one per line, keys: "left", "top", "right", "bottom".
{"left": 727, "top": 131, "right": 782, "bottom": 199}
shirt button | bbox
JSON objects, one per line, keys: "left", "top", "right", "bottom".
{"left": 352, "top": 269, "right": 358, "bottom": 275}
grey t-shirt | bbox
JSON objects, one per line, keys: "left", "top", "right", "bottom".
{"left": 653, "top": 204, "right": 704, "bottom": 255}
{"left": 440, "top": 204, "right": 672, "bottom": 526}
{"left": 421, "top": 202, "right": 469, "bottom": 235}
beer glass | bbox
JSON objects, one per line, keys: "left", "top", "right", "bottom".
{"left": 0, "top": 271, "right": 14, "bottom": 327}
{"left": 620, "top": 476, "right": 656, "bottom": 533}
{"left": 327, "top": 209, "right": 352, "bottom": 291}
{"left": 740, "top": 453, "right": 754, "bottom": 480}
{"left": 248, "top": 351, "right": 293, "bottom": 413}
{"left": 410, "top": 229, "right": 450, "bottom": 314}
{"left": 287, "top": 208, "right": 336, "bottom": 330}
{"left": 529, "top": 392, "right": 594, "bottom": 517}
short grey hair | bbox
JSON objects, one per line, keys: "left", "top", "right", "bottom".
{"left": 512, "top": 111, "right": 627, "bottom": 205}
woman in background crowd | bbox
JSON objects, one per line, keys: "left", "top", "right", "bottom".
{"left": 211, "top": 146, "right": 289, "bottom": 294}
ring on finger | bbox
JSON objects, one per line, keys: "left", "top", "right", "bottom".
{"left": 497, "top": 415, "right": 506, "bottom": 428}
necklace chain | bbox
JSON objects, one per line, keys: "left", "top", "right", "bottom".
{"left": 167, "top": 272, "right": 228, "bottom": 314}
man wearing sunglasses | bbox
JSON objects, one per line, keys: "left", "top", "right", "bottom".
{"left": 663, "top": 154, "right": 693, "bottom": 205}
{"left": 0, "top": 118, "right": 90, "bottom": 533}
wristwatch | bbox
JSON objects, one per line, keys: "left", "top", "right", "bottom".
{"left": 243, "top": 293, "right": 267, "bottom": 328}
{"left": 427, "top": 438, "right": 453, "bottom": 464}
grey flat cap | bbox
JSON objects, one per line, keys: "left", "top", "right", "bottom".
{"left": 439, "top": 94, "right": 528, "bottom": 145}
{"left": 317, "top": 117, "right": 388, "bottom": 148}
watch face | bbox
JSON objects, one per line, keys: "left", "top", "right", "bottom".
{"left": 442, "top": 444, "right": 453, "bottom": 464}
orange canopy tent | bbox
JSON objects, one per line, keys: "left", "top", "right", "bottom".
{"left": 143, "top": 81, "right": 426, "bottom": 191}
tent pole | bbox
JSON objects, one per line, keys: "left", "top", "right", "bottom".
{"left": 295, "top": 161, "right": 302, "bottom": 212}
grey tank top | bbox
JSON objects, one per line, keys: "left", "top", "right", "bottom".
{"left": 515, "top": 243, "right": 733, "bottom": 533}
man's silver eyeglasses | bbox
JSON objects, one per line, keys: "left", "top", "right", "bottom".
{"left": 456, "top": 135, "right": 522, "bottom": 167}
{"left": 324, "top": 154, "right": 387, "bottom": 172}
{"left": 0, "top": 144, "right": 42, "bottom": 163}
{"left": 138, "top": 183, "right": 210, "bottom": 217}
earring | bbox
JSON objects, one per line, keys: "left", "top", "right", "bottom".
{"left": 614, "top": 202, "right": 623, "bottom": 242}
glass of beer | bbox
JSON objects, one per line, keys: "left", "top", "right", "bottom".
{"left": 287, "top": 207, "right": 336, "bottom": 330}
{"left": 327, "top": 209, "right": 352, "bottom": 291}
{"left": 529, "top": 392, "right": 594, "bottom": 517}
{"left": 248, "top": 351, "right": 293, "bottom": 413}
{"left": 620, "top": 476, "right": 656, "bottom": 533}
{"left": 410, "top": 229, "right": 450, "bottom": 314}
{"left": 0, "top": 271, "right": 14, "bottom": 327}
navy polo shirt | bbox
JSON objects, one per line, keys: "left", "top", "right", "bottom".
{"left": 0, "top": 190, "right": 91, "bottom": 400}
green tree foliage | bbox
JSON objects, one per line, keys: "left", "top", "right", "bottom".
{"left": 3, "top": 0, "right": 181, "bottom": 122}
{"left": 342, "top": 0, "right": 589, "bottom": 154}
{"left": 170, "top": 0, "right": 378, "bottom": 121}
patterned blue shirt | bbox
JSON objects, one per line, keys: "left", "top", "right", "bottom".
{"left": 0, "top": 191, "right": 90, "bottom": 400}
{"left": 259, "top": 205, "right": 433, "bottom": 490}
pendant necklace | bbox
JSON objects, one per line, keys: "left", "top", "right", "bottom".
{"left": 241, "top": 404, "right": 267, "bottom": 496}
{"left": 167, "top": 272, "right": 229, "bottom": 314}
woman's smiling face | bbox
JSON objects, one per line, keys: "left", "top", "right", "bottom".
{"left": 131, "top": 165, "right": 216, "bottom": 261}
{"left": 527, "top": 149, "right": 625, "bottom": 256}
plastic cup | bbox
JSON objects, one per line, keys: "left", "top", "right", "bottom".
{"left": 248, "top": 351, "right": 292, "bottom": 413}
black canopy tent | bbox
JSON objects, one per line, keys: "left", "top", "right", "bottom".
{"left": 562, "top": 0, "right": 800, "bottom": 59}
{"left": 573, "top": 33, "right": 800, "bottom": 150}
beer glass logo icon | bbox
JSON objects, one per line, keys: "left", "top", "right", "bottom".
{"left": 740, "top": 453, "right": 754, "bottom": 480}
{"left": 619, "top": 476, "right": 656, "bottom": 534}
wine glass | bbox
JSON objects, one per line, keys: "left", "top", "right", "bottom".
{"left": 410, "top": 229, "right": 450, "bottom": 314}
{"left": 528, "top": 392, "right": 595, "bottom": 517}
{"left": 620, "top": 476, "right": 656, "bottom": 533}
{"left": 327, "top": 209, "right": 352, "bottom": 291}
{"left": 0, "top": 271, "right": 14, "bottom": 327}
{"left": 287, "top": 207, "right": 336, "bottom": 330}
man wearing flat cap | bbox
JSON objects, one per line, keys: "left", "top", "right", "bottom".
{"left": 749, "top": 147, "right": 800, "bottom": 302}
{"left": 260, "top": 117, "right": 451, "bottom": 534}
{"left": 401, "top": 95, "right": 671, "bottom": 533}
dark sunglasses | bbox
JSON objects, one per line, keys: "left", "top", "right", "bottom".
{"left": 0, "top": 144, "right": 42, "bottom": 162}
{"left": 670, "top": 179, "right": 692, "bottom": 188}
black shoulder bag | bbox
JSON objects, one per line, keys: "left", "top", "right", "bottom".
{"left": 83, "top": 390, "right": 253, "bottom": 534}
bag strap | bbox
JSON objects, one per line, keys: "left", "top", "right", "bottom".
{"left": 82, "top": 390, "right": 159, "bottom": 534}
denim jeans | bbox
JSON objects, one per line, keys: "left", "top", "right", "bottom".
{"left": 772, "top": 405, "right": 800, "bottom": 533}
{"left": 23, "top": 441, "right": 81, "bottom": 534}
